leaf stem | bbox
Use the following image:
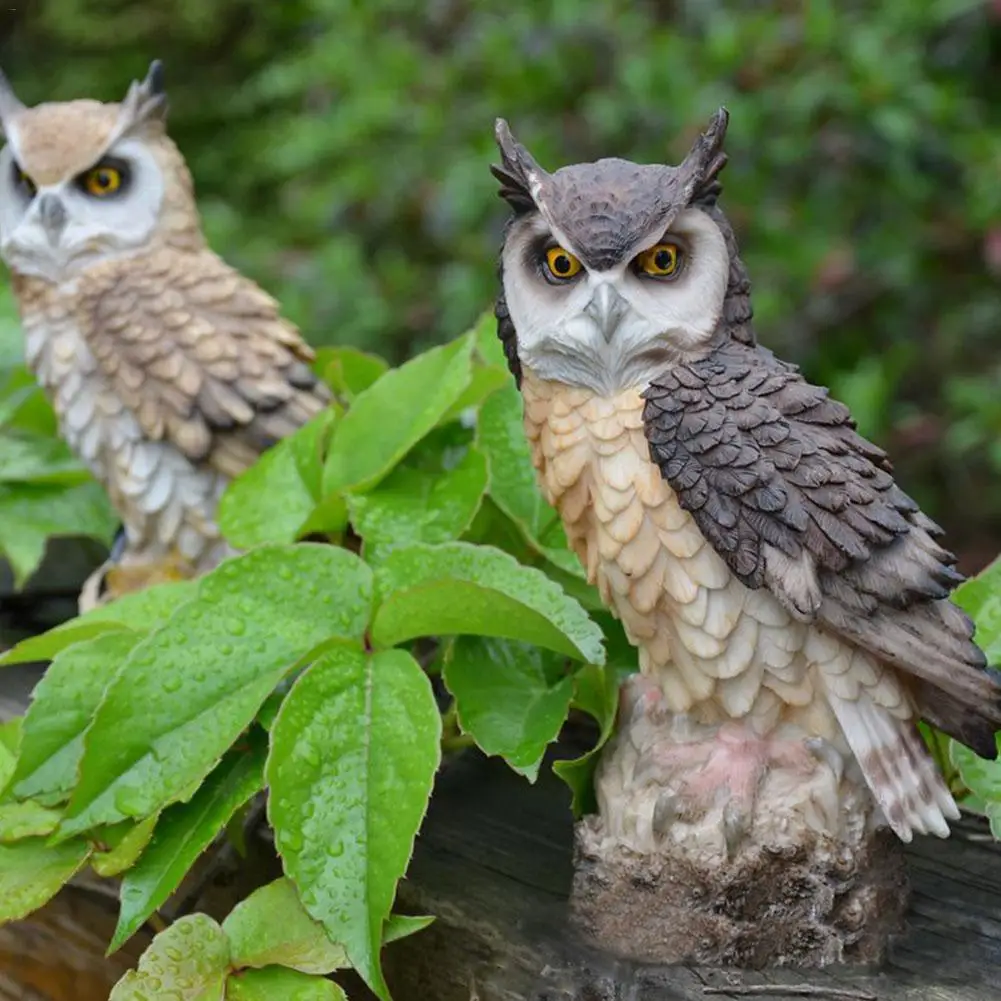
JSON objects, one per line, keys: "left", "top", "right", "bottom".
{"left": 441, "top": 733, "right": 476, "bottom": 754}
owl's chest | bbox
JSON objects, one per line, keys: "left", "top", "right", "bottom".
{"left": 17, "top": 285, "right": 226, "bottom": 553}
{"left": 20, "top": 289, "right": 143, "bottom": 482}
{"left": 519, "top": 371, "right": 811, "bottom": 723}
{"left": 520, "top": 372, "right": 730, "bottom": 609}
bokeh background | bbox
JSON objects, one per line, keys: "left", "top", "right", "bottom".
{"left": 0, "top": 0, "right": 998, "bottom": 571}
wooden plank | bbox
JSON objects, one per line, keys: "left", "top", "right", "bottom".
{"left": 4, "top": 662, "right": 1001, "bottom": 1000}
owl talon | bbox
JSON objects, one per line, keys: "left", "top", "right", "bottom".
{"left": 722, "top": 799, "right": 752, "bottom": 859}
{"left": 805, "top": 736, "right": 845, "bottom": 786}
{"left": 652, "top": 791, "right": 680, "bottom": 838}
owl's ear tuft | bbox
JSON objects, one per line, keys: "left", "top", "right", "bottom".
{"left": 115, "top": 59, "right": 169, "bottom": 139}
{"left": 492, "top": 118, "right": 548, "bottom": 215}
{"left": 679, "top": 106, "right": 730, "bottom": 207}
{"left": 0, "top": 65, "right": 26, "bottom": 134}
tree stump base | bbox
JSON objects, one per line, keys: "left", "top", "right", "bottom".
{"left": 571, "top": 815, "right": 909, "bottom": 968}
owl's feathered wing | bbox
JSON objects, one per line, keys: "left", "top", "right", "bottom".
{"left": 642, "top": 337, "right": 1001, "bottom": 760}
{"left": 75, "top": 245, "right": 330, "bottom": 479}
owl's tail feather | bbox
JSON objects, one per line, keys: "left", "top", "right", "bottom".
{"left": 824, "top": 687, "right": 959, "bottom": 842}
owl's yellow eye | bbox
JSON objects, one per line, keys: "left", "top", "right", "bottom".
{"left": 12, "top": 164, "right": 36, "bottom": 197}
{"left": 81, "top": 165, "right": 123, "bottom": 197}
{"left": 636, "top": 242, "right": 682, "bottom": 278}
{"left": 544, "top": 246, "right": 582, "bottom": 281}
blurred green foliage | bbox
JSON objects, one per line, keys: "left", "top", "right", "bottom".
{"left": 0, "top": 0, "right": 999, "bottom": 561}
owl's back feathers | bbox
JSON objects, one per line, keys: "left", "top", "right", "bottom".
{"left": 642, "top": 339, "right": 1000, "bottom": 758}
{"left": 76, "top": 245, "right": 330, "bottom": 480}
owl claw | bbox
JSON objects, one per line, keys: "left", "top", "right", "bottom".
{"left": 805, "top": 736, "right": 845, "bottom": 786}
{"left": 722, "top": 799, "right": 752, "bottom": 859}
{"left": 652, "top": 791, "right": 680, "bottom": 838}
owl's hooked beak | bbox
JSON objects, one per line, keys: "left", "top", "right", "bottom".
{"left": 585, "top": 283, "right": 629, "bottom": 342}
{"left": 36, "top": 193, "right": 67, "bottom": 246}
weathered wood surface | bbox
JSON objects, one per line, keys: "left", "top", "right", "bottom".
{"left": 4, "top": 656, "right": 1001, "bottom": 1000}
{"left": 382, "top": 749, "right": 1001, "bottom": 1001}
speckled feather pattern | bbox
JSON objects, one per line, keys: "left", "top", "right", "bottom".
{"left": 520, "top": 369, "right": 962, "bottom": 839}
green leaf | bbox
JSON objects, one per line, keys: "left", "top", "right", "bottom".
{"left": 0, "top": 432, "right": 92, "bottom": 485}
{"left": 91, "top": 814, "right": 160, "bottom": 877}
{"left": 383, "top": 913, "right": 434, "bottom": 943}
{"left": 323, "top": 332, "right": 474, "bottom": 495}
{"left": 0, "top": 579, "right": 197, "bottom": 666}
{"left": 348, "top": 447, "right": 488, "bottom": 563}
{"left": 315, "top": 345, "right": 389, "bottom": 400}
{"left": 109, "top": 913, "right": 230, "bottom": 1001}
{"left": 57, "top": 545, "right": 373, "bottom": 837}
{"left": 443, "top": 636, "right": 573, "bottom": 781}
{"left": 438, "top": 364, "right": 509, "bottom": 425}
{"left": 219, "top": 410, "right": 337, "bottom": 549}
{"left": 553, "top": 663, "right": 621, "bottom": 815}
{"left": 223, "top": 879, "right": 432, "bottom": 975}
{"left": 475, "top": 382, "right": 584, "bottom": 577}
{"left": 224, "top": 877, "right": 350, "bottom": 974}
{"left": 0, "top": 383, "right": 39, "bottom": 428}
{"left": 7, "top": 630, "right": 142, "bottom": 805}
{"left": 472, "top": 309, "right": 506, "bottom": 368}
{"left": 0, "top": 836, "right": 91, "bottom": 923}
{"left": 0, "top": 799, "right": 61, "bottom": 841}
{"left": 226, "top": 967, "right": 346, "bottom": 1001}
{"left": 111, "top": 739, "right": 267, "bottom": 952}
{"left": 371, "top": 542, "right": 604, "bottom": 664}
{"left": 267, "top": 647, "right": 441, "bottom": 1001}
{"left": 0, "top": 718, "right": 20, "bottom": 789}
{"left": 954, "top": 555, "right": 1001, "bottom": 664}
{"left": 0, "top": 480, "right": 116, "bottom": 585}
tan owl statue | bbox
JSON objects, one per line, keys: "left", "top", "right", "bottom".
{"left": 492, "top": 109, "right": 1001, "bottom": 963}
{"left": 0, "top": 62, "right": 330, "bottom": 612}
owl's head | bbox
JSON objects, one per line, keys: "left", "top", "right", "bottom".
{"left": 0, "top": 61, "right": 201, "bottom": 283}
{"left": 493, "top": 110, "right": 753, "bottom": 393}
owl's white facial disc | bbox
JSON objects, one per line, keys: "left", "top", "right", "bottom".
{"left": 501, "top": 205, "right": 730, "bottom": 395}
{"left": 0, "top": 133, "right": 165, "bottom": 282}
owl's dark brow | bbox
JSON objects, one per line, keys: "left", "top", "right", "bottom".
{"left": 74, "top": 154, "right": 132, "bottom": 180}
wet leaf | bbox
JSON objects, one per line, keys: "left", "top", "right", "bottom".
{"left": 323, "top": 332, "right": 474, "bottom": 495}
{"left": 0, "top": 580, "right": 197, "bottom": 666}
{"left": 553, "top": 663, "right": 621, "bottom": 815}
{"left": 348, "top": 447, "right": 488, "bottom": 563}
{"left": 0, "top": 800, "right": 61, "bottom": 841}
{"left": 371, "top": 542, "right": 604, "bottom": 664}
{"left": 91, "top": 814, "right": 160, "bottom": 877}
{"left": 267, "top": 647, "right": 441, "bottom": 1001}
{"left": 444, "top": 636, "right": 573, "bottom": 781}
{"left": 111, "top": 739, "right": 267, "bottom": 952}
{"left": 475, "top": 382, "right": 584, "bottom": 577}
{"left": 7, "top": 630, "right": 142, "bottom": 805}
{"left": 0, "top": 480, "right": 116, "bottom": 586}
{"left": 57, "top": 545, "right": 372, "bottom": 836}
{"left": 224, "top": 877, "right": 349, "bottom": 974}
{"left": 219, "top": 410, "right": 337, "bottom": 548}
{"left": 224, "top": 878, "right": 433, "bottom": 975}
{"left": 225, "top": 967, "right": 346, "bottom": 1001}
{"left": 109, "top": 913, "right": 230, "bottom": 1001}
{"left": 0, "top": 836, "right": 91, "bottom": 923}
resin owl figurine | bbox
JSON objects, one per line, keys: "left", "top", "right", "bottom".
{"left": 492, "top": 109, "right": 1001, "bottom": 860}
{"left": 0, "top": 62, "right": 330, "bottom": 611}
